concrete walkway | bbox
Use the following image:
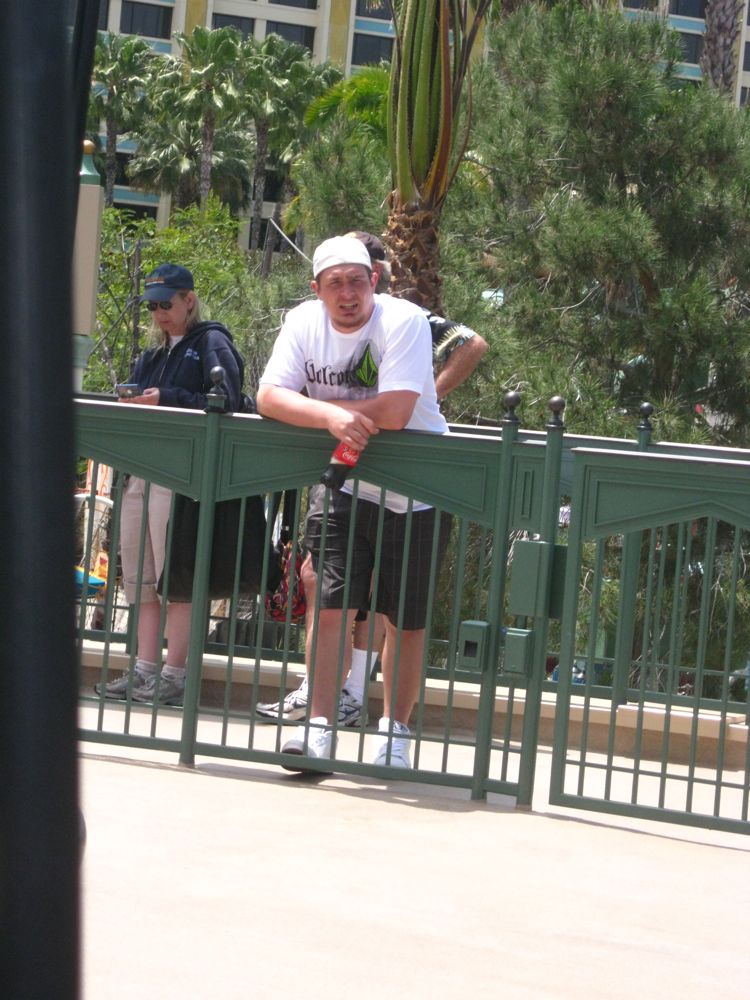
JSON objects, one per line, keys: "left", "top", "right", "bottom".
{"left": 80, "top": 742, "right": 750, "bottom": 1000}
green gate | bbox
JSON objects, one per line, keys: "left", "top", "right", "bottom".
{"left": 550, "top": 443, "right": 750, "bottom": 834}
{"left": 75, "top": 393, "right": 750, "bottom": 832}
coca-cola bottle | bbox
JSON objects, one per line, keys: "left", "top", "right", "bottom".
{"left": 320, "top": 441, "right": 360, "bottom": 489}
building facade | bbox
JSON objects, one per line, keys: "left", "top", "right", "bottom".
{"left": 624, "top": 0, "right": 750, "bottom": 103}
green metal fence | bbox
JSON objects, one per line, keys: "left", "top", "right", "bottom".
{"left": 75, "top": 392, "right": 750, "bottom": 832}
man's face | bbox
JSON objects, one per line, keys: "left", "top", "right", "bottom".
{"left": 312, "top": 264, "right": 376, "bottom": 332}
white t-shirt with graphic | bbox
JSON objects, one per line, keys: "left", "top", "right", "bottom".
{"left": 260, "top": 293, "right": 448, "bottom": 510}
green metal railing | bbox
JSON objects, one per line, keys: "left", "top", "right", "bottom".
{"left": 75, "top": 393, "right": 750, "bottom": 832}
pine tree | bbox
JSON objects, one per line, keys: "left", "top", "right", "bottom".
{"left": 447, "top": 2, "right": 750, "bottom": 440}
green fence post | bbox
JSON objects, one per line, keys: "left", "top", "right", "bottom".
{"left": 516, "top": 396, "right": 565, "bottom": 807}
{"left": 179, "top": 370, "right": 226, "bottom": 766}
{"left": 612, "top": 403, "right": 654, "bottom": 706}
{"left": 471, "top": 392, "right": 520, "bottom": 800}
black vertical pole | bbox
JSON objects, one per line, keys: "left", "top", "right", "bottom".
{"left": 0, "top": 3, "right": 88, "bottom": 998}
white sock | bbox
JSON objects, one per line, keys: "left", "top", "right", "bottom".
{"left": 134, "top": 659, "right": 157, "bottom": 677}
{"left": 345, "top": 648, "right": 376, "bottom": 704}
{"left": 162, "top": 664, "right": 186, "bottom": 684}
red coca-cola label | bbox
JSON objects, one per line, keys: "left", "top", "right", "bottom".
{"left": 331, "top": 441, "right": 360, "bottom": 467}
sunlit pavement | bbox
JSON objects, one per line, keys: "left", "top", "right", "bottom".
{"left": 80, "top": 733, "right": 749, "bottom": 1000}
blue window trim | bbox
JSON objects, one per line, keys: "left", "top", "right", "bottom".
{"left": 668, "top": 15, "right": 706, "bottom": 32}
{"left": 354, "top": 18, "right": 395, "bottom": 37}
{"left": 113, "top": 186, "right": 160, "bottom": 205}
{"left": 675, "top": 62, "right": 703, "bottom": 78}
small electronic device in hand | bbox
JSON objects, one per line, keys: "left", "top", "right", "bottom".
{"left": 116, "top": 384, "right": 139, "bottom": 398}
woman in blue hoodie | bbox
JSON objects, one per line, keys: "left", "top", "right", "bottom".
{"left": 96, "top": 263, "right": 244, "bottom": 706}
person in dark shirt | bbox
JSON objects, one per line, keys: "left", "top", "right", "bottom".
{"left": 95, "top": 263, "right": 243, "bottom": 706}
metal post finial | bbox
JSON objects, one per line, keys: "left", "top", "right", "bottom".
{"left": 638, "top": 401, "right": 654, "bottom": 431}
{"left": 205, "top": 366, "right": 228, "bottom": 412}
{"left": 547, "top": 395, "right": 566, "bottom": 428}
{"left": 503, "top": 390, "right": 521, "bottom": 424}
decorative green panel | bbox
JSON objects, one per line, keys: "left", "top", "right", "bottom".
{"left": 575, "top": 449, "right": 750, "bottom": 536}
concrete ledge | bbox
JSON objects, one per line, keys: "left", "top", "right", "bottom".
{"left": 80, "top": 642, "right": 748, "bottom": 769}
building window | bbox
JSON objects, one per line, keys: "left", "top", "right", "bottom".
{"left": 212, "top": 13, "right": 255, "bottom": 39}
{"left": 669, "top": 0, "right": 707, "bottom": 17}
{"left": 744, "top": 41, "right": 750, "bottom": 72}
{"left": 113, "top": 202, "right": 159, "bottom": 221}
{"left": 98, "top": 0, "right": 110, "bottom": 30}
{"left": 352, "top": 33, "right": 393, "bottom": 66}
{"left": 265, "top": 22, "right": 315, "bottom": 50}
{"left": 120, "top": 2, "right": 172, "bottom": 39}
{"left": 356, "top": 0, "right": 392, "bottom": 20}
{"left": 270, "top": 0, "right": 317, "bottom": 8}
{"left": 678, "top": 31, "right": 703, "bottom": 64}
{"left": 115, "top": 152, "right": 132, "bottom": 186}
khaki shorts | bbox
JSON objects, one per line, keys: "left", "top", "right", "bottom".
{"left": 120, "top": 477, "right": 174, "bottom": 605}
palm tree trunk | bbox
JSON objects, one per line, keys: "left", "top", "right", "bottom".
{"left": 700, "top": 0, "right": 743, "bottom": 94}
{"left": 200, "top": 108, "right": 215, "bottom": 207}
{"left": 386, "top": 195, "right": 444, "bottom": 313}
{"left": 261, "top": 200, "right": 282, "bottom": 278}
{"left": 105, "top": 117, "right": 117, "bottom": 208}
{"left": 250, "top": 120, "right": 269, "bottom": 251}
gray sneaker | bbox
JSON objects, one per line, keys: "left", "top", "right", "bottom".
{"left": 132, "top": 672, "right": 185, "bottom": 706}
{"left": 94, "top": 669, "right": 149, "bottom": 700}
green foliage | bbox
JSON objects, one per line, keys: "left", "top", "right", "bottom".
{"left": 440, "top": 1, "right": 750, "bottom": 441}
{"left": 86, "top": 199, "right": 310, "bottom": 395}
{"left": 286, "top": 116, "right": 390, "bottom": 242}
{"left": 305, "top": 64, "right": 390, "bottom": 146}
{"left": 89, "top": 33, "right": 154, "bottom": 204}
{"left": 238, "top": 34, "right": 342, "bottom": 249}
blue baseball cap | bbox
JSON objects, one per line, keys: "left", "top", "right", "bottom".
{"left": 142, "top": 263, "right": 195, "bottom": 302}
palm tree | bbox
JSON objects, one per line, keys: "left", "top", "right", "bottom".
{"left": 386, "top": 0, "right": 494, "bottom": 311}
{"left": 127, "top": 116, "right": 254, "bottom": 212}
{"left": 171, "top": 26, "right": 243, "bottom": 206}
{"left": 305, "top": 63, "right": 390, "bottom": 146}
{"left": 239, "top": 34, "right": 341, "bottom": 250}
{"left": 89, "top": 33, "right": 152, "bottom": 206}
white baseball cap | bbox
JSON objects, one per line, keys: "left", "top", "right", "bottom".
{"left": 312, "top": 236, "right": 372, "bottom": 278}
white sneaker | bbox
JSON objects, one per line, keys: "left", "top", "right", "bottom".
{"left": 257, "top": 680, "right": 361, "bottom": 726}
{"left": 338, "top": 688, "right": 364, "bottom": 727}
{"left": 256, "top": 680, "right": 308, "bottom": 721}
{"left": 282, "top": 717, "right": 334, "bottom": 772}
{"left": 372, "top": 717, "right": 412, "bottom": 769}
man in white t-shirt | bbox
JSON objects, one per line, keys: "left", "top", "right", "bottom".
{"left": 257, "top": 236, "right": 450, "bottom": 770}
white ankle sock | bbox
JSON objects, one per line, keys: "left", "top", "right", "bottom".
{"left": 135, "top": 659, "right": 157, "bottom": 677}
{"left": 346, "top": 648, "right": 376, "bottom": 704}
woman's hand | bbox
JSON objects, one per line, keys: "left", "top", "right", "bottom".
{"left": 119, "top": 388, "right": 160, "bottom": 406}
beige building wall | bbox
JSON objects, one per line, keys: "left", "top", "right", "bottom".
{"left": 184, "top": 0, "right": 208, "bottom": 36}
{"left": 328, "top": 0, "right": 355, "bottom": 68}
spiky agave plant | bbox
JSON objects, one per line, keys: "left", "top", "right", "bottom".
{"left": 386, "top": 0, "right": 493, "bottom": 311}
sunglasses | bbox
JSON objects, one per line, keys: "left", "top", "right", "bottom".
{"left": 146, "top": 299, "right": 175, "bottom": 312}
